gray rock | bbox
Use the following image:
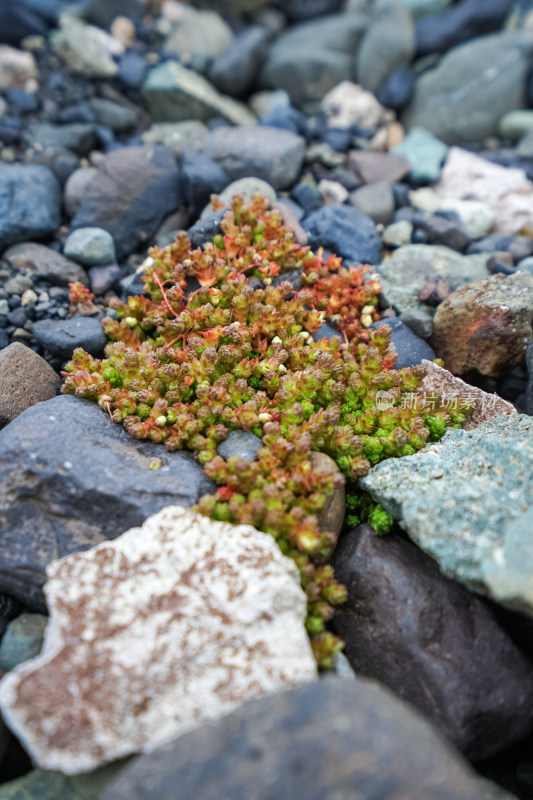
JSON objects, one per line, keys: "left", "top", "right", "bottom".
{"left": 0, "top": 613, "right": 47, "bottom": 672}
{"left": 498, "top": 109, "right": 533, "bottom": 141}
{"left": 0, "top": 395, "right": 215, "bottom": 610}
{"left": 102, "top": 679, "right": 498, "bottom": 800}
{"left": 368, "top": 317, "right": 435, "bottom": 368}
{"left": 164, "top": 6, "right": 233, "bottom": 60}
{"left": 483, "top": 505, "right": 533, "bottom": 619}
{"left": 51, "top": 19, "right": 118, "bottom": 79}
{"left": 0, "top": 763, "right": 126, "bottom": 800}
{"left": 376, "top": 244, "right": 490, "bottom": 314}
{"left": 201, "top": 177, "right": 276, "bottom": 219}
{"left": 202, "top": 126, "right": 305, "bottom": 191}
{"left": 398, "top": 0, "right": 451, "bottom": 18}
{"left": 188, "top": 211, "right": 226, "bottom": 249}
{"left": 309, "top": 452, "right": 345, "bottom": 540}
{"left": 64, "top": 228, "right": 116, "bottom": 267}
{"left": 356, "top": 0, "right": 415, "bottom": 95}
{"left": 403, "top": 32, "right": 533, "bottom": 144}
{"left": 141, "top": 121, "right": 208, "bottom": 157}
{"left": 360, "top": 415, "right": 533, "bottom": 613}
{"left": 349, "top": 181, "right": 395, "bottom": 225}
{"left": 89, "top": 98, "right": 138, "bottom": 133}
{"left": 25, "top": 122, "right": 97, "bottom": 157}
{"left": 32, "top": 317, "right": 107, "bottom": 360}
{"left": 400, "top": 307, "right": 434, "bottom": 338}
{"left": 259, "top": 13, "right": 369, "bottom": 109}
{"left": 217, "top": 430, "right": 263, "bottom": 461}
{"left": 383, "top": 220, "right": 413, "bottom": 248}
{"left": 0, "top": 343, "right": 60, "bottom": 429}
{"left": 415, "top": 0, "right": 514, "bottom": 57}
{"left": 393, "top": 126, "right": 448, "bottom": 182}
{"left": 311, "top": 321, "right": 342, "bottom": 342}
{"left": 2, "top": 243, "right": 88, "bottom": 286}
{"left": 71, "top": 146, "right": 182, "bottom": 260}
{"left": 63, "top": 166, "right": 98, "bottom": 219}
{"left": 0, "top": 165, "right": 61, "bottom": 251}
{"left": 141, "top": 61, "right": 255, "bottom": 126}
{"left": 333, "top": 524, "right": 533, "bottom": 760}
{"left": 208, "top": 25, "right": 269, "bottom": 98}
{"left": 527, "top": 340, "right": 533, "bottom": 416}
{"left": 302, "top": 204, "right": 382, "bottom": 264}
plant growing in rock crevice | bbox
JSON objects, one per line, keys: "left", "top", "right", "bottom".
{"left": 62, "top": 196, "right": 468, "bottom": 668}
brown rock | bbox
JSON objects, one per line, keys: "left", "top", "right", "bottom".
{"left": 2, "top": 243, "right": 88, "bottom": 287}
{"left": 0, "top": 343, "right": 60, "bottom": 429}
{"left": 419, "top": 360, "right": 517, "bottom": 430}
{"left": 431, "top": 272, "right": 533, "bottom": 377}
{"left": 309, "top": 452, "right": 345, "bottom": 542}
{"left": 348, "top": 151, "right": 410, "bottom": 184}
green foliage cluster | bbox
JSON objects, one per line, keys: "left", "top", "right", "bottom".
{"left": 62, "top": 196, "right": 468, "bottom": 668}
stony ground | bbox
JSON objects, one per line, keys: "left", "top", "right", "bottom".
{"left": 0, "top": 0, "right": 532, "bottom": 798}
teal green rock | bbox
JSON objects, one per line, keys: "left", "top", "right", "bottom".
{"left": 0, "top": 614, "right": 47, "bottom": 672}
{"left": 397, "top": 0, "right": 450, "bottom": 18}
{"left": 0, "top": 762, "right": 126, "bottom": 800}
{"left": 498, "top": 109, "right": 533, "bottom": 141}
{"left": 393, "top": 126, "right": 448, "bottom": 182}
{"left": 360, "top": 416, "right": 533, "bottom": 612}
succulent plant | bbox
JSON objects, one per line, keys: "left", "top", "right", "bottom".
{"left": 62, "top": 196, "right": 470, "bottom": 668}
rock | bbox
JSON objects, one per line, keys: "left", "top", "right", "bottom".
{"left": 279, "top": 0, "right": 344, "bottom": 19}
{"left": 318, "top": 179, "right": 348, "bottom": 205}
{"left": 0, "top": 505, "right": 316, "bottom": 774}
{"left": 483, "top": 506, "right": 533, "bottom": 620}
{"left": 349, "top": 151, "right": 411, "bottom": 184}
{"left": 413, "top": 213, "right": 469, "bottom": 253}
{"left": 0, "top": 763, "right": 126, "bottom": 800}
{"left": 432, "top": 147, "right": 533, "bottom": 236}
{"left": 377, "top": 64, "right": 416, "bottom": 110}
{"left": 0, "top": 343, "right": 60, "bottom": 429}
{"left": 360, "top": 415, "right": 533, "bottom": 611}
{"left": 332, "top": 525, "right": 533, "bottom": 760}
{"left": 141, "top": 121, "right": 208, "bottom": 157}
{"left": 383, "top": 220, "right": 413, "bottom": 248}
{"left": 0, "top": 395, "right": 216, "bottom": 609}
{"left": 188, "top": 211, "right": 226, "bottom": 249}
{"left": 89, "top": 265, "right": 121, "bottom": 296}
{"left": 32, "top": 317, "right": 106, "bottom": 360}
{"left": 350, "top": 181, "right": 395, "bottom": 225}
{"left": 375, "top": 245, "right": 490, "bottom": 314}
{"left": 403, "top": 32, "right": 533, "bottom": 144}
{"left": 431, "top": 272, "right": 533, "bottom": 377}
{"left": 259, "top": 16, "right": 369, "bottom": 110}
{"left": 400, "top": 307, "right": 434, "bottom": 339}
{"left": 141, "top": 62, "right": 255, "bottom": 126}
{"left": 2, "top": 243, "right": 88, "bottom": 286}
{"left": 398, "top": 0, "right": 451, "bottom": 18}
{"left": 0, "top": 613, "right": 47, "bottom": 672}
{"left": 356, "top": 1, "right": 415, "bottom": 96}
{"left": 0, "top": 45, "right": 37, "bottom": 91}
{"left": 89, "top": 98, "right": 137, "bottom": 133}
{"left": 201, "top": 127, "right": 305, "bottom": 191}
{"left": 410, "top": 187, "right": 495, "bottom": 241}
{"left": 311, "top": 321, "right": 342, "bottom": 342}
{"left": 203, "top": 177, "right": 276, "bottom": 219}
{"left": 309, "top": 452, "right": 345, "bottom": 539}
{"left": 71, "top": 146, "right": 182, "bottom": 260}
{"left": 51, "top": 19, "right": 119, "bottom": 79}
{"left": 87, "top": 0, "right": 145, "bottom": 28}
{"left": 419, "top": 359, "right": 518, "bottom": 429}
{"left": 217, "top": 430, "right": 263, "bottom": 461}
{"left": 25, "top": 122, "right": 97, "bottom": 157}
{"left": 498, "top": 109, "right": 533, "bottom": 140}
{"left": 321, "top": 81, "right": 388, "bottom": 131}
{"left": 101, "top": 678, "right": 500, "bottom": 800}
{"left": 182, "top": 151, "right": 227, "bottom": 213}
{"left": 393, "top": 126, "right": 448, "bottom": 183}
{"left": 64, "top": 228, "right": 116, "bottom": 267}
{"left": 0, "top": 165, "right": 61, "bottom": 251}
{"left": 0, "top": 2, "right": 53, "bottom": 46}
{"left": 369, "top": 318, "right": 435, "bottom": 368}
{"left": 527, "top": 340, "right": 533, "bottom": 415}
{"left": 208, "top": 25, "right": 269, "bottom": 98}
{"left": 118, "top": 51, "right": 146, "bottom": 89}
{"left": 194, "top": 0, "right": 269, "bottom": 10}
{"left": 303, "top": 203, "right": 382, "bottom": 265}
{"left": 164, "top": 6, "right": 233, "bottom": 60}
{"left": 64, "top": 167, "right": 98, "bottom": 219}
{"left": 415, "top": 0, "right": 513, "bottom": 57}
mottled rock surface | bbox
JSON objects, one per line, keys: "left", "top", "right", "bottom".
{"left": 0, "top": 506, "right": 316, "bottom": 774}
{"left": 2, "top": 243, "right": 88, "bottom": 286}
{"left": 0, "top": 165, "right": 61, "bottom": 251}
{"left": 102, "top": 679, "right": 502, "bottom": 800}
{"left": 431, "top": 272, "right": 533, "bottom": 377}
{"left": 360, "top": 415, "right": 533, "bottom": 610}
{"left": 0, "top": 395, "right": 215, "bottom": 609}
{"left": 0, "top": 343, "right": 60, "bottom": 428}
{"left": 332, "top": 525, "right": 533, "bottom": 760}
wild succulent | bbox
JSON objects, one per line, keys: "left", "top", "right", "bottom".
{"left": 62, "top": 195, "right": 469, "bottom": 668}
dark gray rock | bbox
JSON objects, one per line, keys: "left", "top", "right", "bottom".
{"left": 208, "top": 26, "right": 269, "bottom": 98}
{"left": 302, "top": 204, "right": 382, "bottom": 265}
{"left": 368, "top": 318, "right": 435, "bottom": 368}
{"left": 0, "top": 593, "right": 21, "bottom": 639}
{"left": 311, "top": 321, "right": 341, "bottom": 342}
{"left": 332, "top": 525, "right": 533, "bottom": 760}
{"left": 400, "top": 307, "right": 434, "bottom": 339}
{"left": 24, "top": 122, "right": 97, "bottom": 156}
{"left": 87, "top": 0, "right": 144, "bottom": 28}
{"left": 202, "top": 126, "right": 305, "bottom": 191}
{"left": 415, "top": 214, "right": 469, "bottom": 252}
{"left": 0, "top": 613, "right": 47, "bottom": 672}
{"left": 181, "top": 151, "right": 228, "bottom": 213}
{"left": 467, "top": 235, "right": 515, "bottom": 256}
{"left": 2, "top": 242, "right": 88, "bottom": 286}
{"left": 102, "top": 679, "right": 499, "bottom": 800}
{"left": 0, "top": 165, "right": 61, "bottom": 251}
{"left": 0, "top": 0, "right": 55, "bottom": 45}
{"left": 279, "top": 0, "right": 343, "bottom": 21}
{"left": 356, "top": 0, "right": 415, "bottom": 96}
{"left": 71, "top": 146, "right": 182, "bottom": 260}
{"left": 32, "top": 317, "right": 107, "bottom": 359}
{"left": 415, "top": 0, "right": 514, "bottom": 56}
{"left": 217, "top": 430, "right": 263, "bottom": 461}
{"left": 188, "top": 211, "right": 226, "bottom": 249}
{"left": 0, "top": 395, "right": 215, "bottom": 610}
{"left": 526, "top": 340, "right": 533, "bottom": 416}
{"left": 377, "top": 64, "right": 416, "bottom": 110}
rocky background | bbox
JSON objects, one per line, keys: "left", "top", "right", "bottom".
{"left": 0, "top": 0, "right": 533, "bottom": 798}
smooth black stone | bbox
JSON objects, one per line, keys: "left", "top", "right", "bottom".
{"left": 415, "top": 0, "right": 514, "bottom": 57}
{"left": 0, "top": 395, "right": 215, "bottom": 610}
{"left": 208, "top": 26, "right": 269, "bottom": 98}
{"left": 0, "top": 165, "right": 61, "bottom": 251}
{"left": 368, "top": 317, "right": 435, "bottom": 368}
{"left": 302, "top": 204, "right": 382, "bottom": 265}
{"left": 0, "top": 0, "right": 55, "bottom": 45}
{"left": 377, "top": 64, "right": 416, "bottom": 111}
{"left": 181, "top": 150, "right": 228, "bottom": 213}
{"left": 188, "top": 210, "right": 226, "bottom": 249}
{"left": 32, "top": 316, "right": 107, "bottom": 359}
{"left": 488, "top": 262, "right": 516, "bottom": 276}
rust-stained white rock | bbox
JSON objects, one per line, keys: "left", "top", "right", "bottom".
{"left": 0, "top": 506, "right": 316, "bottom": 775}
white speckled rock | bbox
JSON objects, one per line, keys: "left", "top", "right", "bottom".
{"left": 0, "top": 506, "right": 316, "bottom": 775}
